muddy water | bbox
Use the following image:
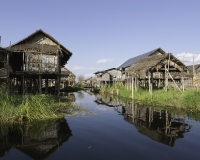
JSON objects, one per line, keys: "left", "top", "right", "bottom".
{"left": 0, "top": 91, "right": 200, "bottom": 160}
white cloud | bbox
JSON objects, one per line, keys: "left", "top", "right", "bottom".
{"left": 84, "top": 73, "right": 95, "bottom": 78}
{"left": 176, "top": 53, "right": 200, "bottom": 65}
{"left": 72, "top": 66, "right": 95, "bottom": 70}
{"left": 96, "top": 59, "right": 113, "bottom": 64}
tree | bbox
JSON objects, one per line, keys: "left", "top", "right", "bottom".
{"left": 77, "top": 75, "right": 85, "bottom": 83}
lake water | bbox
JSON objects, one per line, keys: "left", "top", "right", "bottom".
{"left": 0, "top": 91, "right": 200, "bottom": 160}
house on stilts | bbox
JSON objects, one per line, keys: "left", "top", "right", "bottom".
{"left": 0, "top": 29, "right": 73, "bottom": 95}
{"left": 126, "top": 53, "right": 191, "bottom": 89}
{"left": 93, "top": 48, "right": 192, "bottom": 89}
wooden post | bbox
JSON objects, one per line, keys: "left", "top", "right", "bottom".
{"left": 158, "top": 72, "right": 160, "bottom": 88}
{"left": 39, "top": 75, "right": 42, "bottom": 94}
{"left": 148, "top": 76, "right": 152, "bottom": 97}
{"left": 148, "top": 75, "right": 151, "bottom": 94}
{"left": 165, "top": 64, "right": 168, "bottom": 91}
{"left": 57, "top": 74, "right": 60, "bottom": 96}
{"left": 193, "top": 55, "right": 195, "bottom": 77}
{"left": 134, "top": 77, "right": 137, "bottom": 92}
{"left": 132, "top": 77, "right": 134, "bottom": 99}
{"left": 45, "top": 79, "right": 48, "bottom": 93}
{"left": 22, "top": 52, "right": 25, "bottom": 94}
{"left": 182, "top": 75, "right": 184, "bottom": 92}
{"left": 168, "top": 53, "right": 170, "bottom": 88}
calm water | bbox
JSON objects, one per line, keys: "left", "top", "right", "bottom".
{"left": 0, "top": 91, "right": 200, "bottom": 160}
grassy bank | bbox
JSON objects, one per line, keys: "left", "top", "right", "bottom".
{"left": 100, "top": 84, "right": 200, "bottom": 112}
{"left": 0, "top": 91, "right": 86, "bottom": 123}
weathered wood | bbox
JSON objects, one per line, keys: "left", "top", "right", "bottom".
{"left": 132, "top": 77, "right": 134, "bottom": 99}
{"left": 39, "top": 75, "right": 42, "bottom": 94}
{"left": 45, "top": 79, "right": 48, "bottom": 93}
{"left": 166, "top": 68, "right": 182, "bottom": 92}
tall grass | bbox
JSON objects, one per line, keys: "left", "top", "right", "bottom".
{"left": 0, "top": 91, "right": 80, "bottom": 123}
{"left": 100, "top": 83, "right": 200, "bottom": 112}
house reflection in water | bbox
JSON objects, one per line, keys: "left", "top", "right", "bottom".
{"left": 94, "top": 94, "right": 192, "bottom": 147}
{"left": 0, "top": 118, "right": 72, "bottom": 159}
{"left": 122, "top": 103, "right": 191, "bottom": 147}
{"left": 59, "top": 92, "right": 76, "bottom": 102}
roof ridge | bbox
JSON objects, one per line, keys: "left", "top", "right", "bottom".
{"left": 117, "top": 48, "right": 165, "bottom": 69}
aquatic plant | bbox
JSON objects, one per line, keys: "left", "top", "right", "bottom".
{"left": 0, "top": 92, "right": 85, "bottom": 123}
{"left": 100, "top": 83, "right": 200, "bottom": 112}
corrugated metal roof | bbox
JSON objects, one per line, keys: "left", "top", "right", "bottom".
{"left": 117, "top": 48, "right": 166, "bottom": 69}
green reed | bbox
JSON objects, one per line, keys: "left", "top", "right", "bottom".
{"left": 0, "top": 92, "right": 81, "bottom": 123}
{"left": 100, "top": 83, "right": 200, "bottom": 112}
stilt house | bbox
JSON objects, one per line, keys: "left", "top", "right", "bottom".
{"left": 126, "top": 53, "right": 190, "bottom": 89}
{"left": 60, "top": 67, "right": 76, "bottom": 89}
{"left": 187, "top": 64, "right": 200, "bottom": 87}
{"left": 5, "top": 29, "right": 72, "bottom": 95}
{"left": 94, "top": 68, "right": 122, "bottom": 87}
{"left": 0, "top": 47, "right": 9, "bottom": 79}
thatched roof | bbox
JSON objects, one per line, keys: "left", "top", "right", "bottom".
{"left": 8, "top": 44, "right": 60, "bottom": 55}
{"left": 0, "top": 47, "right": 9, "bottom": 53}
{"left": 94, "top": 68, "right": 118, "bottom": 74}
{"left": 127, "top": 54, "right": 187, "bottom": 74}
{"left": 187, "top": 64, "right": 200, "bottom": 74}
{"left": 7, "top": 29, "right": 72, "bottom": 66}
{"left": 117, "top": 48, "right": 166, "bottom": 69}
{"left": 61, "top": 67, "right": 70, "bottom": 76}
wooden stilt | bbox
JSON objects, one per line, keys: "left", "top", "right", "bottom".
{"left": 22, "top": 75, "right": 25, "bottom": 95}
{"left": 45, "top": 79, "right": 48, "bottom": 93}
{"left": 39, "top": 75, "right": 42, "bottom": 94}
{"left": 57, "top": 75, "right": 60, "bottom": 96}
{"left": 132, "top": 77, "right": 134, "bottom": 99}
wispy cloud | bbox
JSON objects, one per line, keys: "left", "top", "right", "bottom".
{"left": 176, "top": 53, "right": 200, "bottom": 65}
{"left": 72, "top": 66, "right": 95, "bottom": 70}
{"left": 84, "top": 73, "right": 95, "bottom": 78}
{"left": 96, "top": 59, "right": 113, "bottom": 64}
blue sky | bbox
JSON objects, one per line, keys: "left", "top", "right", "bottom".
{"left": 1, "top": 0, "right": 200, "bottom": 79}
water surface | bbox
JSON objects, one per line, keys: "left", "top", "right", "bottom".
{"left": 0, "top": 91, "right": 200, "bottom": 160}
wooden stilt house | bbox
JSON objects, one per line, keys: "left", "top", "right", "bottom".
{"left": 6, "top": 29, "right": 72, "bottom": 95}
{"left": 187, "top": 64, "right": 200, "bottom": 88}
{"left": 60, "top": 67, "right": 76, "bottom": 89}
{"left": 0, "top": 47, "right": 9, "bottom": 79}
{"left": 126, "top": 53, "right": 190, "bottom": 89}
{"left": 94, "top": 68, "right": 122, "bottom": 87}
{"left": 0, "top": 47, "right": 11, "bottom": 92}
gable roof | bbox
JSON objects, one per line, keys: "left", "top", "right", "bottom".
{"left": 7, "top": 29, "right": 72, "bottom": 66}
{"left": 117, "top": 48, "right": 166, "bottom": 69}
{"left": 187, "top": 64, "right": 200, "bottom": 73}
{"left": 94, "top": 68, "right": 119, "bottom": 74}
{"left": 127, "top": 53, "right": 187, "bottom": 74}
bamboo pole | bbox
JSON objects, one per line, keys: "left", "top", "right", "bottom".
{"left": 132, "top": 77, "right": 134, "bottom": 99}
{"left": 166, "top": 68, "right": 182, "bottom": 92}
{"left": 193, "top": 55, "right": 195, "bottom": 77}
{"left": 164, "top": 64, "right": 168, "bottom": 91}
{"left": 39, "top": 75, "right": 42, "bottom": 94}
{"left": 149, "top": 75, "right": 151, "bottom": 94}
{"left": 134, "top": 77, "right": 137, "bottom": 92}
{"left": 158, "top": 72, "right": 160, "bottom": 88}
